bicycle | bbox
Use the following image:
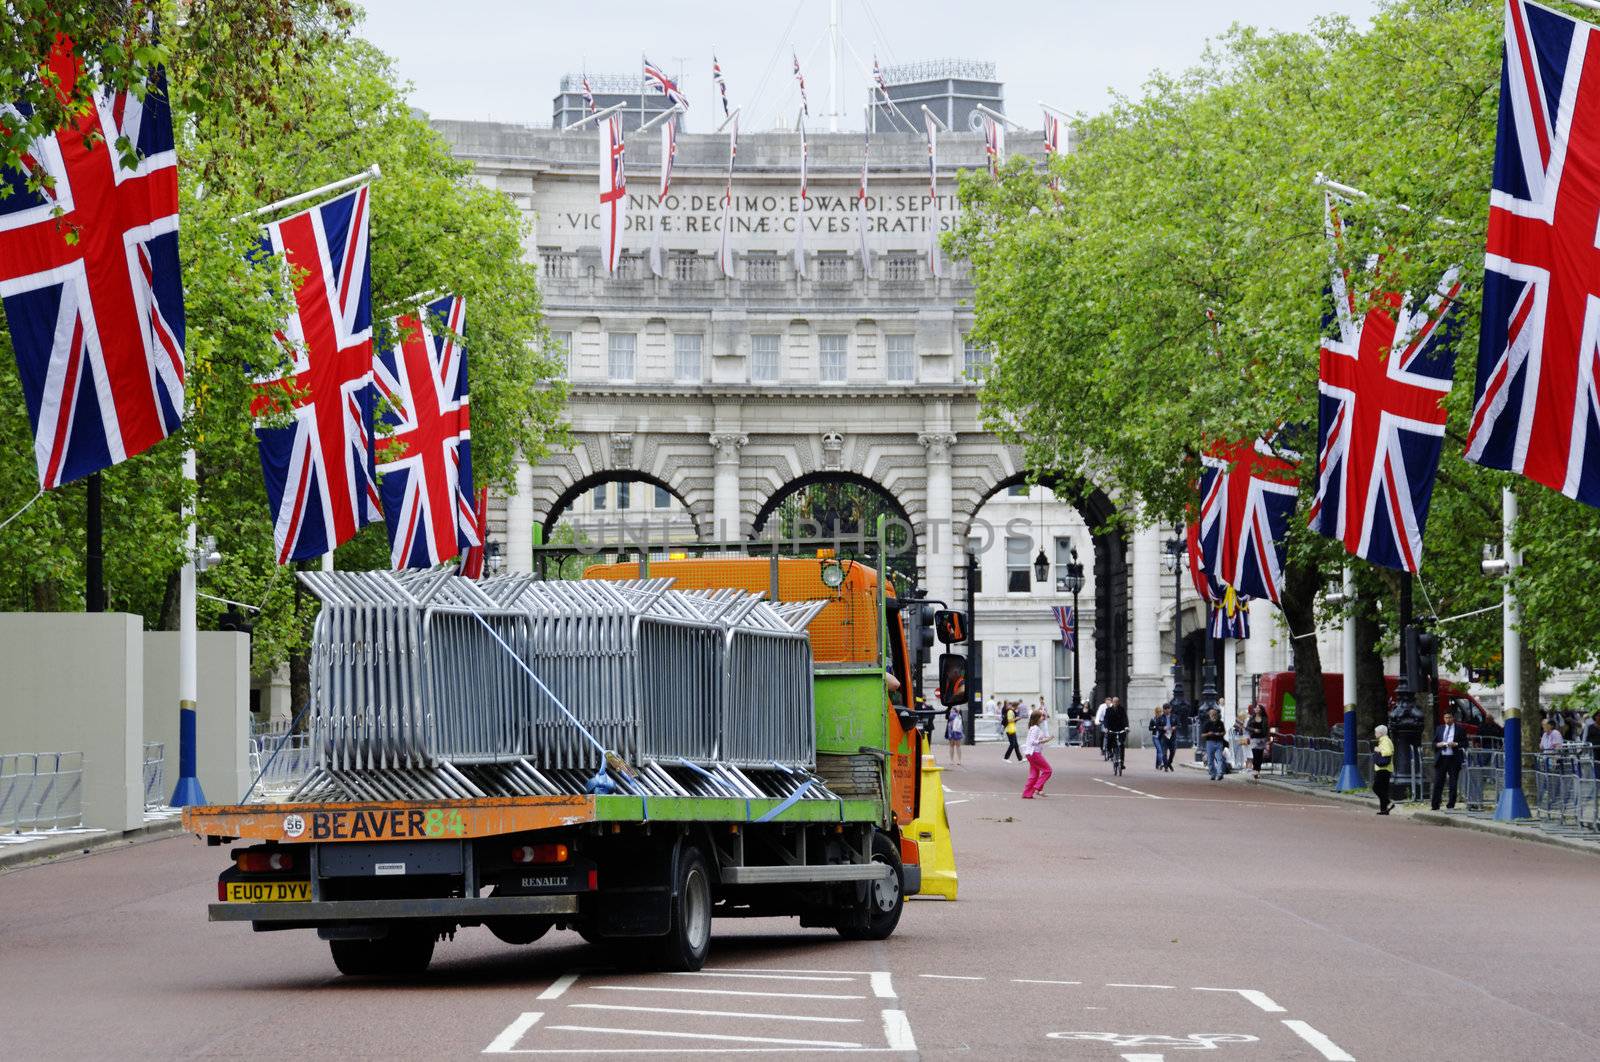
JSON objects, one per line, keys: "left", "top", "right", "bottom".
{"left": 1107, "top": 729, "right": 1128, "bottom": 777}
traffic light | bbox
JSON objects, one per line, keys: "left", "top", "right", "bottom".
{"left": 912, "top": 602, "right": 936, "bottom": 666}
{"left": 1416, "top": 628, "right": 1439, "bottom": 697}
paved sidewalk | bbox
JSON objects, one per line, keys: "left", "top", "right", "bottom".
{"left": 1243, "top": 771, "right": 1600, "bottom": 858}
{"left": 0, "top": 813, "right": 183, "bottom": 872}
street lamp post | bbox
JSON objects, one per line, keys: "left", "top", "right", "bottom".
{"left": 1161, "top": 536, "right": 1190, "bottom": 723}
{"left": 1063, "top": 545, "right": 1085, "bottom": 741}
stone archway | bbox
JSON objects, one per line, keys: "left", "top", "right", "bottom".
{"left": 540, "top": 467, "right": 704, "bottom": 543}
{"left": 962, "top": 470, "right": 1130, "bottom": 706}
{"left": 749, "top": 470, "right": 921, "bottom": 590}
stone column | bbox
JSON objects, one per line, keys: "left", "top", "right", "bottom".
{"left": 709, "top": 432, "right": 747, "bottom": 543}
{"left": 505, "top": 457, "right": 535, "bottom": 573}
{"left": 1126, "top": 524, "right": 1167, "bottom": 714}
{"left": 1245, "top": 602, "right": 1283, "bottom": 678}
{"left": 918, "top": 432, "right": 958, "bottom": 609}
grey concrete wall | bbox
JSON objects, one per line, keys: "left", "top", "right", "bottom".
{"left": 143, "top": 632, "right": 252, "bottom": 805}
{"left": 0, "top": 613, "right": 143, "bottom": 831}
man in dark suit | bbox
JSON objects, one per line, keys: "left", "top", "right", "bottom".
{"left": 1431, "top": 710, "right": 1466, "bottom": 810}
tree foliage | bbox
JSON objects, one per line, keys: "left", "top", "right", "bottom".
{"left": 949, "top": 0, "right": 1600, "bottom": 704}
{"left": 0, "top": 8, "right": 565, "bottom": 676}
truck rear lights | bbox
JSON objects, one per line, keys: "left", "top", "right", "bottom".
{"left": 235, "top": 850, "right": 295, "bottom": 873}
{"left": 511, "top": 843, "right": 569, "bottom": 865}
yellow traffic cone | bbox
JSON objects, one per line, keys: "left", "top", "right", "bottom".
{"left": 909, "top": 753, "right": 957, "bottom": 900}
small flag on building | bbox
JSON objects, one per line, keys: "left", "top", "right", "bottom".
{"left": 643, "top": 55, "right": 688, "bottom": 109}
{"left": 649, "top": 113, "right": 677, "bottom": 278}
{"left": 1052, "top": 604, "right": 1076, "bottom": 651}
{"left": 598, "top": 114, "right": 627, "bottom": 276}
{"left": 924, "top": 110, "right": 943, "bottom": 278}
{"left": 581, "top": 72, "right": 596, "bottom": 114}
{"left": 711, "top": 54, "right": 730, "bottom": 118}
{"left": 792, "top": 52, "right": 809, "bottom": 115}
{"left": 718, "top": 111, "right": 739, "bottom": 278}
{"left": 982, "top": 113, "right": 1005, "bottom": 177}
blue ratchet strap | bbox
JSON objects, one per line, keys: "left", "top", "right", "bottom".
{"left": 755, "top": 778, "right": 815, "bottom": 823}
{"left": 677, "top": 759, "right": 742, "bottom": 796}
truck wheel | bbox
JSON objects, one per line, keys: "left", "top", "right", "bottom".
{"left": 488, "top": 917, "right": 552, "bottom": 946}
{"left": 652, "top": 845, "right": 713, "bottom": 971}
{"left": 329, "top": 930, "right": 435, "bottom": 976}
{"left": 837, "top": 831, "right": 903, "bottom": 942}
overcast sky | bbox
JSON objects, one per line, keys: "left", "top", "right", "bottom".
{"left": 358, "top": 0, "right": 1384, "bottom": 131}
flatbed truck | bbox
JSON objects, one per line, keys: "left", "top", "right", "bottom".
{"left": 184, "top": 556, "right": 937, "bottom": 975}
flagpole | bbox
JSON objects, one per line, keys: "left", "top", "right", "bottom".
{"left": 233, "top": 164, "right": 382, "bottom": 222}
{"left": 1335, "top": 566, "right": 1364, "bottom": 791}
{"left": 1492, "top": 487, "right": 1532, "bottom": 819}
{"left": 85, "top": 472, "right": 105, "bottom": 612}
{"left": 974, "top": 103, "right": 1027, "bottom": 131}
{"left": 563, "top": 102, "right": 625, "bottom": 133}
{"left": 170, "top": 447, "right": 206, "bottom": 806}
{"left": 631, "top": 103, "right": 683, "bottom": 137}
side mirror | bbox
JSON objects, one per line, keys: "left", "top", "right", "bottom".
{"left": 937, "top": 653, "right": 969, "bottom": 706}
{"left": 934, "top": 609, "right": 968, "bottom": 645}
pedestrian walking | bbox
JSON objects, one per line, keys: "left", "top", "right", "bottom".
{"left": 1095, "top": 697, "right": 1111, "bottom": 758}
{"left": 1161, "top": 707, "right": 1178, "bottom": 771}
{"left": 1150, "top": 705, "right": 1168, "bottom": 769}
{"left": 1246, "top": 705, "right": 1271, "bottom": 779}
{"left": 1201, "top": 707, "right": 1228, "bottom": 781}
{"left": 1430, "top": 709, "right": 1464, "bottom": 810}
{"left": 1066, "top": 699, "right": 1083, "bottom": 747}
{"left": 1002, "top": 701, "right": 1023, "bottom": 761}
{"left": 944, "top": 704, "right": 964, "bottom": 766}
{"left": 1230, "top": 711, "right": 1248, "bottom": 771}
{"left": 1021, "top": 708, "right": 1054, "bottom": 799}
{"left": 1372, "top": 724, "right": 1395, "bottom": 815}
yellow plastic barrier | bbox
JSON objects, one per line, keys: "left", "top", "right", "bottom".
{"left": 909, "top": 753, "right": 957, "bottom": 900}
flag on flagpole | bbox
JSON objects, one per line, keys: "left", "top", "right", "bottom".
{"left": 982, "top": 113, "right": 1005, "bottom": 176}
{"left": 649, "top": 113, "right": 677, "bottom": 278}
{"left": 1308, "top": 190, "right": 1460, "bottom": 572}
{"left": 1043, "top": 110, "right": 1065, "bottom": 156}
{"left": 581, "top": 72, "right": 596, "bottom": 114}
{"left": 924, "top": 111, "right": 943, "bottom": 278}
{"left": 718, "top": 111, "right": 738, "bottom": 278}
{"left": 792, "top": 52, "right": 809, "bottom": 115}
{"left": 642, "top": 55, "right": 688, "bottom": 108}
{"left": 457, "top": 486, "right": 489, "bottom": 578}
{"left": 711, "top": 54, "right": 730, "bottom": 118}
{"left": 1194, "top": 435, "right": 1298, "bottom": 604}
{"left": 794, "top": 118, "right": 809, "bottom": 278}
{"left": 873, "top": 56, "right": 888, "bottom": 93}
{"left": 598, "top": 114, "right": 626, "bottom": 276}
{"left": 250, "top": 184, "right": 382, "bottom": 564}
{"left": 856, "top": 132, "right": 873, "bottom": 279}
{"left": 1051, "top": 604, "right": 1076, "bottom": 650}
{"left": 1208, "top": 586, "right": 1251, "bottom": 640}
{"left": 373, "top": 294, "right": 477, "bottom": 569}
{"left": 1466, "top": 0, "right": 1600, "bottom": 507}
{"left": 0, "top": 34, "right": 186, "bottom": 490}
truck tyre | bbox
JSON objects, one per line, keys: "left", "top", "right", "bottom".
{"left": 488, "top": 917, "right": 552, "bottom": 946}
{"left": 652, "top": 845, "right": 712, "bottom": 971}
{"left": 329, "top": 930, "right": 435, "bottom": 976}
{"left": 837, "top": 831, "right": 903, "bottom": 942}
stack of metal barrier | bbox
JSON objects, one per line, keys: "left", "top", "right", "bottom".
{"left": 284, "top": 570, "right": 829, "bottom": 803}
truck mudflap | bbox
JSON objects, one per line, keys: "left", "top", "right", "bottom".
{"left": 208, "top": 894, "right": 578, "bottom": 924}
{"left": 898, "top": 832, "right": 922, "bottom": 896}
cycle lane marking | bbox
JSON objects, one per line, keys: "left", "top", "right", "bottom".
{"left": 1093, "top": 778, "right": 1164, "bottom": 799}
{"left": 1282, "top": 1019, "right": 1356, "bottom": 1060}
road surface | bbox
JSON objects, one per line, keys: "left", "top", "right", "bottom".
{"left": 2, "top": 744, "right": 1595, "bottom": 1059}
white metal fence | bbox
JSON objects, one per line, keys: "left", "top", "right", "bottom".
{"left": 142, "top": 742, "right": 165, "bottom": 810}
{"left": 0, "top": 752, "right": 84, "bottom": 832}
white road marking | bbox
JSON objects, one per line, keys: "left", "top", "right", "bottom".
{"left": 544, "top": 1025, "right": 862, "bottom": 1048}
{"left": 869, "top": 972, "right": 896, "bottom": 999}
{"left": 707, "top": 966, "right": 881, "bottom": 976}
{"left": 1282, "top": 1019, "right": 1356, "bottom": 1061}
{"left": 1093, "top": 778, "right": 1164, "bottom": 799}
{"left": 483, "top": 1012, "right": 543, "bottom": 1053}
{"left": 568, "top": 1003, "right": 861, "bottom": 1024}
{"left": 920, "top": 974, "right": 985, "bottom": 981}
{"left": 1122, "top": 1055, "right": 1165, "bottom": 1062}
{"left": 945, "top": 799, "right": 971, "bottom": 805}
{"left": 881, "top": 1009, "right": 918, "bottom": 1051}
{"left": 594, "top": 985, "right": 864, "bottom": 1001}
{"left": 1012, "top": 979, "right": 1083, "bottom": 986}
{"left": 537, "top": 974, "right": 577, "bottom": 1001}
{"left": 1193, "top": 986, "right": 1285, "bottom": 1013}
{"left": 671, "top": 971, "right": 855, "bottom": 983}
{"left": 1105, "top": 983, "right": 1174, "bottom": 989}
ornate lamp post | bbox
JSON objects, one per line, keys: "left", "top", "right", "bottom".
{"left": 1063, "top": 544, "right": 1085, "bottom": 728}
{"left": 1161, "top": 535, "right": 1190, "bottom": 721}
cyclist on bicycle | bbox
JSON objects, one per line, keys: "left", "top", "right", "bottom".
{"left": 1102, "top": 697, "right": 1129, "bottom": 772}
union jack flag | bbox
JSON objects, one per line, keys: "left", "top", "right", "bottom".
{"left": 457, "top": 486, "right": 489, "bottom": 578}
{"left": 1194, "top": 436, "right": 1298, "bottom": 604}
{"left": 1042, "top": 111, "right": 1065, "bottom": 156}
{"left": 0, "top": 35, "right": 185, "bottom": 490}
{"left": 718, "top": 111, "right": 738, "bottom": 278}
{"left": 1052, "top": 604, "right": 1076, "bottom": 651}
{"left": 1208, "top": 586, "right": 1251, "bottom": 640}
{"left": 374, "top": 295, "right": 477, "bottom": 569}
{"left": 873, "top": 56, "right": 888, "bottom": 93}
{"left": 982, "top": 113, "right": 1004, "bottom": 177}
{"left": 649, "top": 113, "right": 677, "bottom": 278}
{"left": 791, "top": 52, "right": 809, "bottom": 115}
{"left": 581, "top": 72, "right": 596, "bottom": 114}
{"left": 250, "top": 184, "right": 381, "bottom": 564}
{"left": 711, "top": 54, "right": 729, "bottom": 117}
{"left": 1307, "top": 191, "right": 1461, "bottom": 573}
{"left": 1467, "top": 0, "right": 1600, "bottom": 506}
{"left": 642, "top": 56, "right": 688, "bottom": 109}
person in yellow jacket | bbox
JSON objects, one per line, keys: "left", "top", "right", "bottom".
{"left": 1001, "top": 701, "right": 1023, "bottom": 761}
{"left": 1372, "top": 724, "right": 1395, "bottom": 815}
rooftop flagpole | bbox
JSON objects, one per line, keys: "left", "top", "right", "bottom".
{"left": 563, "top": 101, "right": 626, "bottom": 133}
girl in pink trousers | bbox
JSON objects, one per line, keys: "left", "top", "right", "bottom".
{"left": 1021, "top": 708, "right": 1054, "bottom": 799}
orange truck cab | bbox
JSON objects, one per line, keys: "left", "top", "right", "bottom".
{"left": 1251, "top": 671, "right": 1500, "bottom": 738}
